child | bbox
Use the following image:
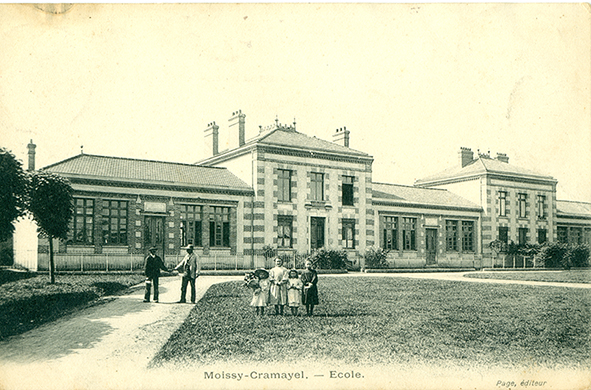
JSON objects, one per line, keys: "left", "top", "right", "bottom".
{"left": 269, "top": 258, "right": 289, "bottom": 315}
{"left": 301, "top": 259, "right": 319, "bottom": 316}
{"left": 287, "top": 269, "right": 303, "bottom": 316}
{"left": 248, "top": 268, "right": 270, "bottom": 315}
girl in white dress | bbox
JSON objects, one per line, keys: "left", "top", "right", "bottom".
{"left": 287, "top": 269, "right": 303, "bottom": 316}
{"left": 249, "top": 269, "right": 270, "bottom": 315}
{"left": 268, "top": 258, "right": 289, "bottom": 315}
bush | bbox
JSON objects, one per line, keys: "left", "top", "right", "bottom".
{"left": 537, "top": 243, "right": 590, "bottom": 269}
{"left": 309, "top": 249, "right": 348, "bottom": 270}
{"left": 567, "top": 245, "right": 590, "bottom": 268}
{"left": 364, "top": 246, "right": 390, "bottom": 269}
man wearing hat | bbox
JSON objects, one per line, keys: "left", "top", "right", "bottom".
{"left": 144, "top": 246, "right": 168, "bottom": 303}
{"left": 174, "top": 244, "right": 200, "bottom": 303}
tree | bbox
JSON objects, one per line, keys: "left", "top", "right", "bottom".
{"left": 0, "top": 148, "right": 29, "bottom": 241}
{"left": 28, "top": 171, "right": 73, "bottom": 283}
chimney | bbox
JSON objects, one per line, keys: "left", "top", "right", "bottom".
{"left": 229, "top": 110, "right": 246, "bottom": 147}
{"left": 333, "top": 127, "right": 350, "bottom": 148}
{"left": 459, "top": 147, "right": 473, "bottom": 168}
{"left": 27, "top": 139, "right": 36, "bottom": 171}
{"left": 204, "top": 122, "right": 219, "bottom": 156}
{"left": 496, "top": 152, "right": 509, "bottom": 164}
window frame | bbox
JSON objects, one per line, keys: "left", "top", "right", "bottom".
{"left": 72, "top": 198, "right": 94, "bottom": 245}
{"left": 518, "top": 193, "right": 527, "bottom": 218}
{"left": 342, "top": 175, "right": 354, "bottom": 206}
{"left": 446, "top": 220, "right": 458, "bottom": 251}
{"left": 277, "top": 169, "right": 292, "bottom": 202}
{"left": 402, "top": 217, "right": 416, "bottom": 251}
{"left": 461, "top": 221, "right": 474, "bottom": 252}
{"left": 101, "top": 200, "right": 128, "bottom": 245}
{"left": 180, "top": 204, "right": 203, "bottom": 247}
{"left": 382, "top": 216, "right": 398, "bottom": 250}
{"left": 537, "top": 195, "right": 546, "bottom": 219}
{"left": 209, "top": 206, "right": 231, "bottom": 248}
{"left": 499, "top": 191, "right": 507, "bottom": 217}
{"left": 310, "top": 172, "right": 324, "bottom": 201}
{"left": 342, "top": 219, "right": 355, "bottom": 249}
{"left": 277, "top": 216, "right": 293, "bottom": 248}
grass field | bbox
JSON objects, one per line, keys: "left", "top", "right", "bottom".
{"left": 0, "top": 271, "right": 145, "bottom": 340}
{"left": 465, "top": 270, "right": 591, "bottom": 284}
{"left": 151, "top": 276, "right": 591, "bottom": 370}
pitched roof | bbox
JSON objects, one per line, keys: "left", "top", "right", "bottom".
{"left": 556, "top": 200, "right": 591, "bottom": 218}
{"left": 415, "top": 157, "right": 556, "bottom": 186}
{"left": 372, "top": 182, "right": 481, "bottom": 210}
{"left": 43, "top": 154, "right": 253, "bottom": 192}
{"left": 199, "top": 126, "right": 371, "bottom": 164}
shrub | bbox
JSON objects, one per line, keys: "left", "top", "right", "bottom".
{"left": 364, "top": 246, "right": 390, "bottom": 269}
{"left": 567, "top": 244, "right": 590, "bottom": 268}
{"left": 536, "top": 243, "right": 590, "bottom": 269}
{"left": 309, "top": 249, "right": 348, "bottom": 270}
{"left": 261, "top": 245, "right": 276, "bottom": 261}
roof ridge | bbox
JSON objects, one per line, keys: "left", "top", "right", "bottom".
{"left": 43, "top": 153, "right": 229, "bottom": 171}
{"left": 373, "top": 181, "right": 449, "bottom": 191}
{"left": 557, "top": 199, "right": 591, "bottom": 205}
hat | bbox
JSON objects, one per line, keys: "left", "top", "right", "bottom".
{"left": 184, "top": 244, "right": 194, "bottom": 251}
{"left": 253, "top": 268, "right": 269, "bottom": 279}
{"left": 148, "top": 246, "right": 158, "bottom": 252}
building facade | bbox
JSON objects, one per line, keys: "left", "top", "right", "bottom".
{"left": 13, "top": 114, "right": 591, "bottom": 271}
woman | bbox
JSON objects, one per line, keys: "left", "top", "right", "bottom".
{"left": 268, "top": 257, "right": 289, "bottom": 315}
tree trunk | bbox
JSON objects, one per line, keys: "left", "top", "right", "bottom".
{"left": 49, "top": 237, "right": 55, "bottom": 284}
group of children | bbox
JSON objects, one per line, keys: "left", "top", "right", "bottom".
{"left": 244, "top": 258, "right": 319, "bottom": 316}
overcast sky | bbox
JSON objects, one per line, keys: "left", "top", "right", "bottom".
{"left": 1, "top": 3, "right": 589, "bottom": 201}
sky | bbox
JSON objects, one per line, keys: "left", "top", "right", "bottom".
{"left": 1, "top": 3, "right": 590, "bottom": 201}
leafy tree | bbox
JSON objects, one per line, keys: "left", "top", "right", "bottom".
{"left": 28, "top": 171, "right": 73, "bottom": 283}
{"left": 0, "top": 148, "right": 29, "bottom": 241}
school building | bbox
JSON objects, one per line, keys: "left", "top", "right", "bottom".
{"left": 12, "top": 111, "right": 591, "bottom": 271}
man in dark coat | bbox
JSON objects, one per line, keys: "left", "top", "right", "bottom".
{"left": 174, "top": 244, "right": 200, "bottom": 303}
{"left": 144, "top": 246, "right": 168, "bottom": 303}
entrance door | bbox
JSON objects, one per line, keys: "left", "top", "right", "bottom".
{"left": 426, "top": 228, "right": 437, "bottom": 265}
{"left": 310, "top": 217, "right": 325, "bottom": 251}
{"left": 144, "top": 216, "right": 165, "bottom": 255}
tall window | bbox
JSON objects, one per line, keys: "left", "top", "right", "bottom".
{"left": 310, "top": 217, "right": 325, "bottom": 250}
{"left": 518, "top": 193, "right": 527, "bottom": 218}
{"left": 277, "top": 216, "right": 292, "bottom": 248}
{"left": 102, "top": 200, "right": 128, "bottom": 245}
{"left": 462, "top": 221, "right": 474, "bottom": 252}
{"left": 446, "top": 220, "right": 458, "bottom": 251}
{"left": 342, "top": 219, "right": 355, "bottom": 249}
{"left": 537, "top": 195, "right": 546, "bottom": 219}
{"left": 571, "top": 228, "right": 583, "bottom": 245}
{"left": 498, "top": 226, "right": 509, "bottom": 243}
{"left": 537, "top": 228, "right": 547, "bottom": 244}
{"left": 518, "top": 227, "right": 528, "bottom": 245}
{"left": 277, "top": 169, "right": 291, "bottom": 202}
{"left": 73, "top": 198, "right": 94, "bottom": 244}
{"left": 180, "top": 205, "right": 202, "bottom": 247}
{"left": 557, "top": 226, "right": 568, "bottom": 243}
{"left": 499, "top": 191, "right": 507, "bottom": 216}
{"left": 383, "top": 216, "right": 398, "bottom": 250}
{"left": 209, "top": 207, "right": 230, "bottom": 247}
{"left": 402, "top": 217, "right": 416, "bottom": 250}
{"left": 342, "top": 176, "right": 354, "bottom": 206}
{"left": 310, "top": 172, "right": 324, "bottom": 201}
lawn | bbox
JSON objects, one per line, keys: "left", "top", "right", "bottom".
{"left": 151, "top": 276, "right": 591, "bottom": 370}
{"left": 465, "top": 270, "right": 591, "bottom": 284}
{"left": 0, "top": 270, "right": 145, "bottom": 340}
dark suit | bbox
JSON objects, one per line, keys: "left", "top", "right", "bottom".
{"left": 144, "top": 253, "right": 167, "bottom": 302}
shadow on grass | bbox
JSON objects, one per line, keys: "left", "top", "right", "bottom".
{"left": 0, "top": 269, "right": 37, "bottom": 286}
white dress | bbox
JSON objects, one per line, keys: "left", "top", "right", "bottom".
{"left": 268, "top": 266, "right": 289, "bottom": 305}
{"left": 250, "top": 278, "right": 270, "bottom": 307}
{"left": 287, "top": 277, "right": 303, "bottom": 307}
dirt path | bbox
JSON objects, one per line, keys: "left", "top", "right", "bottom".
{"left": 0, "top": 275, "right": 242, "bottom": 390}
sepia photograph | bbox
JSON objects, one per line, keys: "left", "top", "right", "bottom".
{"left": 0, "top": 3, "right": 590, "bottom": 390}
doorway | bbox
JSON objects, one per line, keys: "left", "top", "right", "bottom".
{"left": 426, "top": 228, "right": 437, "bottom": 265}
